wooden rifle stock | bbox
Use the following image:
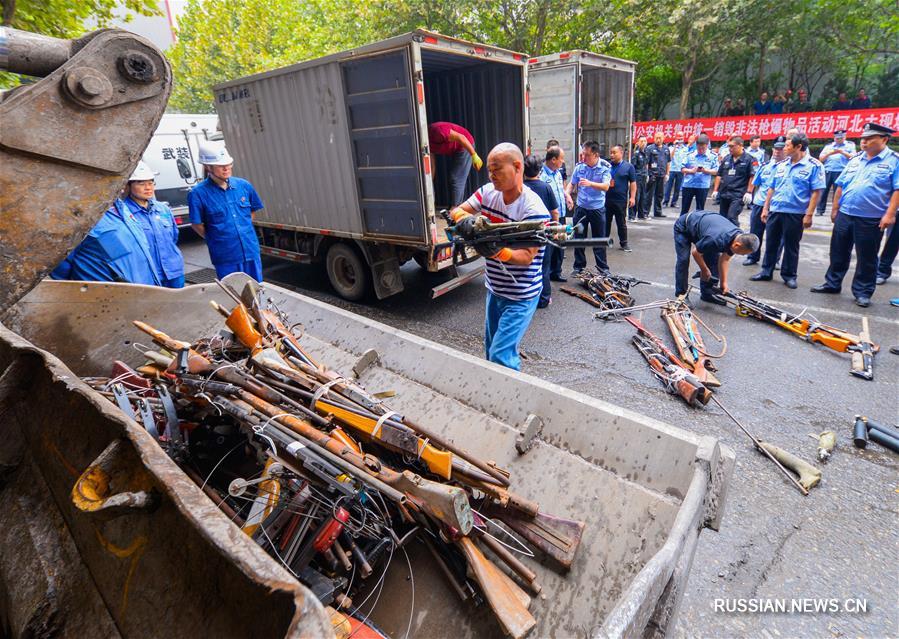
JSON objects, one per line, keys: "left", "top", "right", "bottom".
{"left": 480, "top": 502, "right": 585, "bottom": 571}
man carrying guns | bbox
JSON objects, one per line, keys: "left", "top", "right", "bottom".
{"left": 673, "top": 210, "right": 760, "bottom": 304}
{"left": 449, "top": 143, "right": 551, "bottom": 370}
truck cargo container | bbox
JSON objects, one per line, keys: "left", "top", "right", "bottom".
{"left": 214, "top": 31, "right": 530, "bottom": 301}
{"left": 528, "top": 51, "right": 636, "bottom": 158}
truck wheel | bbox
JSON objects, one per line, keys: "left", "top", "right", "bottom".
{"left": 326, "top": 243, "right": 370, "bottom": 301}
{"left": 413, "top": 252, "right": 430, "bottom": 270}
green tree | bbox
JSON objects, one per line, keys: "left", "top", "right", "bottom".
{"left": 1, "top": 0, "right": 159, "bottom": 88}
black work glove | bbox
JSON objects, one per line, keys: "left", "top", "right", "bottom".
{"left": 454, "top": 215, "right": 478, "bottom": 240}
{"left": 475, "top": 241, "right": 502, "bottom": 258}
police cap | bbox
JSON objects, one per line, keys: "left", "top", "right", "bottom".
{"left": 833, "top": 129, "right": 846, "bottom": 136}
{"left": 860, "top": 122, "right": 894, "bottom": 138}
{"left": 772, "top": 135, "right": 787, "bottom": 148}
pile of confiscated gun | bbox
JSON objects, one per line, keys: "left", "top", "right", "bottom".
{"left": 83, "top": 279, "right": 583, "bottom": 639}
{"left": 561, "top": 269, "right": 649, "bottom": 315}
{"left": 596, "top": 297, "right": 822, "bottom": 496}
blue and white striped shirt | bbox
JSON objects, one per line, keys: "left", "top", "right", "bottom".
{"left": 465, "top": 184, "right": 551, "bottom": 301}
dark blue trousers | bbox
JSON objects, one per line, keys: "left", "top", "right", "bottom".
{"left": 748, "top": 204, "right": 785, "bottom": 265}
{"left": 825, "top": 214, "right": 884, "bottom": 298}
{"left": 760, "top": 212, "right": 804, "bottom": 280}
{"left": 680, "top": 187, "right": 708, "bottom": 216}
{"left": 572, "top": 206, "right": 608, "bottom": 272}
{"left": 817, "top": 171, "right": 841, "bottom": 215}
{"left": 664, "top": 172, "right": 683, "bottom": 206}
{"left": 673, "top": 216, "right": 719, "bottom": 297}
{"left": 540, "top": 245, "right": 554, "bottom": 305}
{"left": 877, "top": 224, "right": 898, "bottom": 280}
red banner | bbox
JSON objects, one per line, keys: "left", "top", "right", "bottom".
{"left": 633, "top": 107, "right": 899, "bottom": 142}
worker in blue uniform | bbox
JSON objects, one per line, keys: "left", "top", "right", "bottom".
{"left": 750, "top": 133, "right": 825, "bottom": 289}
{"left": 123, "top": 161, "right": 185, "bottom": 288}
{"left": 816, "top": 130, "right": 856, "bottom": 216}
{"left": 812, "top": 122, "right": 899, "bottom": 307}
{"left": 51, "top": 197, "right": 161, "bottom": 285}
{"left": 673, "top": 210, "right": 759, "bottom": 304}
{"left": 189, "top": 141, "right": 265, "bottom": 282}
{"left": 680, "top": 134, "right": 719, "bottom": 216}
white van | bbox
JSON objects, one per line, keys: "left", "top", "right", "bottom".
{"left": 141, "top": 113, "right": 219, "bottom": 226}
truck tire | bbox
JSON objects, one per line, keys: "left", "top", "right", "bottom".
{"left": 325, "top": 243, "right": 370, "bottom": 301}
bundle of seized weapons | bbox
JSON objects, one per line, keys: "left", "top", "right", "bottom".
{"left": 599, "top": 298, "right": 820, "bottom": 496}
{"left": 83, "top": 278, "right": 584, "bottom": 639}
{"left": 561, "top": 268, "right": 648, "bottom": 314}
{"left": 434, "top": 210, "right": 612, "bottom": 265}
{"left": 718, "top": 290, "right": 877, "bottom": 380}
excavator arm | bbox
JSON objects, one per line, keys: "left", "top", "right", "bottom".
{"left": 0, "top": 26, "right": 172, "bottom": 310}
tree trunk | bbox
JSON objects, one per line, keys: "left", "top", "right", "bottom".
{"left": 2, "top": 0, "right": 15, "bottom": 26}
{"left": 680, "top": 48, "right": 698, "bottom": 119}
{"left": 756, "top": 41, "right": 766, "bottom": 95}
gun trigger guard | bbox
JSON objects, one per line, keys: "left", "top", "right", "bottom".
{"left": 515, "top": 414, "right": 544, "bottom": 455}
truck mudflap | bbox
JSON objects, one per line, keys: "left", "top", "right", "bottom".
{"left": 0, "top": 324, "right": 333, "bottom": 638}
{"left": 2, "top": 280, "right": 734, "bottom": 638}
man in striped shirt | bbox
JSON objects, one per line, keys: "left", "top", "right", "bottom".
{"left": 450, "top": 143, "right": 551, "bottom": 371}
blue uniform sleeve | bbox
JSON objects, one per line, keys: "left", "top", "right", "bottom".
{"left": 570, "top": 163, "right": 583, "bottom": 183}
{"left": 598, "top": 163, "right": 611, "bottom": 183}
{"left": 810, "top": 163, "right": 825, "bottom": 190}
{"left": 247, "top": 183, "right": 264, "bottom": 211}
{"left": 627, "top": 164, "right": 636, "bottom": 181}
{"left": 892, "top": 159, "right": 899, "bottom": 190}
{"left": 187, "top": 188, "right": 204, "bottom": 225}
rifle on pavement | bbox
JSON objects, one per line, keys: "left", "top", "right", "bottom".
{"left": 716, "top": 290, "right": 878, "bottom": 379}
{"left": 659, "top": 300, "right": 726, "bottom": 388}
{"left": 562, "top": 269, "right": 648, "bottom": 314}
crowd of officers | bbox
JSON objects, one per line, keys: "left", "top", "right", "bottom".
{"left": 51, "top": 120, "right": 897, "bottom": 374}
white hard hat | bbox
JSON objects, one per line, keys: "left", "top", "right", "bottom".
{"left": 129, "top": 160, "right": 158, "bottom": 181}
{"left": 198, "top": 141, "right": 233, "bottom": 166}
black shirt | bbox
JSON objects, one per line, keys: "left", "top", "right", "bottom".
{"left": 524, "top": 178, "right": 559, "bottom": 217}
{"left": 645, "top": 143, "right": 670, "bottom": 177}
{"left": 716, "top": 152, "right": 754, "bottom": 198}
{"left": 632, "top": 147, "right": 648, "bottom": 175}
{"left": 682, "top": 211, "right": 741, "bottom": 254}
{"left": 607, "top": 160, "right": 637, "bottom": 202}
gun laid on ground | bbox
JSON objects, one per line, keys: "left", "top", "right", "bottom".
{"left": 850, "top": 317, "right": 874, "bottom": 380}
{"left": 562, "top": 269, "right": 648, "bottom": 313}
{"left": 660, "top": 301, "right": 725, "bottom": 388}
{"left": 625, "top": 315, "right": 712, "bottom": 406}
{"left": 717, "top": 290, "right": 878, "bottom": 379}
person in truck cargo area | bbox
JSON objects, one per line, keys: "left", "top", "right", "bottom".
{"left": 123, "top": 161, "right": 185, "bottom": 288}
{"left": 449, "top": 142, "right": 550, "bottom": 371}
{"left": 189, "top": 141, "right": 265, "bottom": 282}
{"left": 428, "top": 121, "right": 483, "bottom": 206}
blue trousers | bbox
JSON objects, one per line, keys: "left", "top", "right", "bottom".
{"left": 214, "top": 258, "right": 263, "bottom": 282}
{"left": 877, "top": 224, "right": 898, "bottom": 280}
{"left": 825, "top": 214, "right": 884, "bottom": 298}
{"left": 572, "top": 206, "right": 608, "bottom": 272}
{"left": 449, "top": 151, "right": 473, "bottom": 206}
{"left": 817, "top": 171, "right": 841, "bottom": 215}
{"left": 485, "top": 291, "right": 539, "bottom": 371}
{"left": 162, "top": 274, "right": 185, "bottom": 288}
{"left": 680, "top": 187, "right": 708, "bottom": 216}
{"left": 540, "top": 245, "right": 554, "bottom": 305}
{"left": 760, "top": 212, "right": 804, "bottom": 280}
{"left": 550, "top": 243, "right": 564, "bottom": 278}
{"left": 664, "top": 172, "right": 683, "bottom": 206}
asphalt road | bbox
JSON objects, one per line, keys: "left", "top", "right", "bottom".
{"left": 181, "top": 204, "right": 898, "bottom": 638}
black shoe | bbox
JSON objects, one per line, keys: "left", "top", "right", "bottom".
{"left": 550, "top": 275, "right": 568, "bottom": 282}
{"left": 750, "top": 272, "right": 773, "bottom": 282}
{"left": 890, "top": 346, "right": 899, "bottom": 355}
{"left": 700, "top": 294, "right": 727, "bottom": 306}
{"left": 810, "top": 284, "right": 841, "bottom": 294}
{"left": 628, "top": 216, "right": 636, "bottom": 221}
{"left": 654, "top": 214, "right": 668, "bottom": 218}
{"left": 855, "top": 297, "right": 871, "bottom": 307}
{"left": 537, "top": 298, "right": 552, "bottom": 309}
{"left": 876, "top": 276, "right": 888, "bottom": 285}
{"left": 815, "top": 212, "right": 824, "bottom": 216}
{"left": 691, "top": 270, "right": 701, "bottom": 279}
{"left": 783, "top": 278, "right": 797, "bottom": 289}
{"left": 742, "top": 258, "right": 758, "bottom": 266}
{"left": 619, "top": 245, "right": 633, "bottom": 252}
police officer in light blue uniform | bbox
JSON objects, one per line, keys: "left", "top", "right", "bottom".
{"left": 123, "top": 161, "right": 185, "bottom": 288}
{"left": 565, "top": 140, "right": 612, "bottom": 273}
{"left": 51, "top": 198, "right": 161, "bottom": 285}
{"left": 812, "top": 122, "right": 899, "bottom": 307}
{"left": 816, "top": 130, "right": 857, "bottom": 216}
{"left": 189, "top": 141, "right": 265, "bottom": 281}
{"left": 680, "top": 134, "right": 719, "bottom": 216}
{"left": 744, "top": 136, "right": 786, "bottom": 265}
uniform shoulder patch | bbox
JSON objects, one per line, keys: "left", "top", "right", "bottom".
{"left": 598, "top": 158, "right": 612, "bottom": 168}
